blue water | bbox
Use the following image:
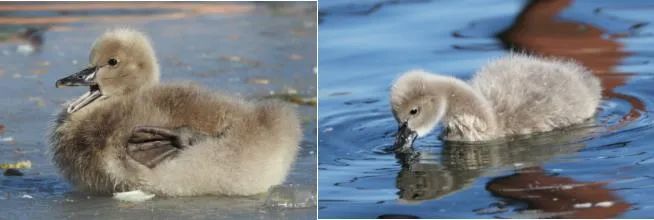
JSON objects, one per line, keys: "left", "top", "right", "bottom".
{"left": 0, "top": 2, "right": 316, "bottom": 219}
{"left": 319, "top": 0, "right": 654, "bottom": 218}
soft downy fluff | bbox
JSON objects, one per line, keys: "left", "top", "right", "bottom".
{"left": 50, "top": 28, "right": 302, "bottom": 196}
{"left": 390, "top": 53, "right": 601, "bottom": 147}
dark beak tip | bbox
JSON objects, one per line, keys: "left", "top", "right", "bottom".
{"left": 55, "top": 66, "right": 97, "bottom": 88}
{"left": 393, "top": 122, "right": 418, "bottom": 150}
{"left": 55, "top": 80, "right": 66, "bottom": 88}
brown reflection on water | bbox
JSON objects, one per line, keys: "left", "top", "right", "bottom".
{"left": 499, "top": 0, "right": 643, "bottom": 126}
{"left": 487, "top": 167, "right": 630, "bottom": 218}
{"left": 0, "top": 2, "right": 253, "bottom": 25}
{"left": 488, "top": 0, "right": 633, "bottom": 218}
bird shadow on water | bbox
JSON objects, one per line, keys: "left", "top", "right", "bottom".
{"left": 378, "top": 122, "right": 631, "bottom": 218}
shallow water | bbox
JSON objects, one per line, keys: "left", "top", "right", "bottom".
{"left": 0, "top": 2, "right": 316, "bottom": 219}
{"left": 319, "top": 0, "right": 654, "bottom": 218}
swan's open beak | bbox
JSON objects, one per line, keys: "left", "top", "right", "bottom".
{"left": 55, "top": 66, "right": 98, "bottom": 88}
{"left": 394, "top": 121, "right": 418, "bottom": 150}
{"left": 56, "top": 66, "right": 102, "bottom": 113}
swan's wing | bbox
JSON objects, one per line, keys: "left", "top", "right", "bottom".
{"left": 126, "top": 126, "right": 194, "bottom": 168}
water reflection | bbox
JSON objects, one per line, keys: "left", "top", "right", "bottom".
{"left": 395, "top": 126, "right": 591, "bottom": 203}
{"left": 499, "top": 0, "right": 644, "bottom": 127}
{"left": 0, "top": 2, "right": 316, "bottom": 219}
{"left": 487, "top": 0, "right": 635, "bottom": 217}
{"left": 487, "top": 168, "right": 630, "bottom": 218}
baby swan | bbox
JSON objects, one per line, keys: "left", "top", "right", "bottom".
{"left": 50, "top": 28, "right": 301, "bottom": 196}
{"left": 391, "top": 53, "right": 601, "bottom": 147}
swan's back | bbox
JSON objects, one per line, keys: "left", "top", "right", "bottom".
{"left": 470, "top": 54, "right": 601, "bottom": 135}
{"left": 132, "top": 84, "right": 302, "bottom": 195}
{"left": 101, "top": 83, "right": 301, "bottom": 163}
{"left": 70, "top": 84, "right": 249, "bottom": 151}
{"left": 131, "top": 84, "right": 248, "bottom": 135}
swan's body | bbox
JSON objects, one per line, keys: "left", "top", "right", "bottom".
{"left": 391, "top": 54, "right": 601, "bottom": 145}
{"left": 50, "top": 29, "right": 301, "bottom": 196}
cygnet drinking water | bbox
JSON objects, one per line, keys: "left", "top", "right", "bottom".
{"left": 391, "top": 53, "right": 601, "bottom": 147}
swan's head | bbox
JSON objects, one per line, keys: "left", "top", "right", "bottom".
{"left": 55, "top": 28, "right": 160, "bottom": 113}
{"left": 390, "top": 70, "right": 447, "bottom": 149}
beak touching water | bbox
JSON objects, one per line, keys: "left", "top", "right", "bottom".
{"left": 394, "top": 121, "right": 418, "bottom": 150}
{"left": 55, "top": 66, "right": 103, "bottom": 113}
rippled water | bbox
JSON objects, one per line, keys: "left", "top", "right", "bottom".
{"left": 0, "top": 2, "right": 316, "bottom": 219}
{"left": 319, "top": 0, "right": 654, "bottom": 218}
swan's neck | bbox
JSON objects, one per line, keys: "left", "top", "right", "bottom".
{"left": 438, "top": 78, "right": 498, "bottom": 141}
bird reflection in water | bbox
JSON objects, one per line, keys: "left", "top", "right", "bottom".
{"left": 393, "top": 125, "right": 592, "bottom": 203}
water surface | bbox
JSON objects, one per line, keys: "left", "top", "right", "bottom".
{"left": 0, "top": 2, "right": 316, "bottom": 219}
{"left": 319, "top": 0, "right": 654, "bottom": 218}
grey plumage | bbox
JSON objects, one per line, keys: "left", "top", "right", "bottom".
{"left": 50, "top": 28, "right": 301, "bottom": 196}
{"left": 391, "top": 53, "right": 601, "bottom": 142}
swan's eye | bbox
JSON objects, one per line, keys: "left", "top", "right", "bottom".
{"left": 409, "top": 108, "right": 419, "bottom": 115}
{"left": 108, "top": 58, "right": 119, "bottom": 66}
